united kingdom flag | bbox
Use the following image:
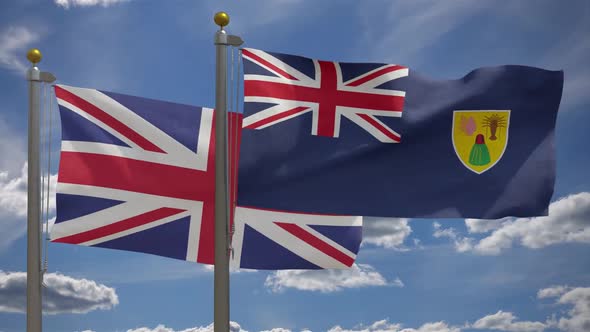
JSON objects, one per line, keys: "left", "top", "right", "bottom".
{"left": 50, "top": 85, "right": 363, "bottom": 269}
{"left": 242, "top": 48, "right": 408, "bottom": 143}
{"left": 50, "top": 85, "right": 224, "bottom": 264}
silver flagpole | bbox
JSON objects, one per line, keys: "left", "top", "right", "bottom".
{"left": 25, "top": 48, "right": 55, "bottom": 332}
{"left": 26, "top": 47, "right": 42, "bottom": 332}
{"left": 213, "top": 12, "right": 243, "bottom": 331}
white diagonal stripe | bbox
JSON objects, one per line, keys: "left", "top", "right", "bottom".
{"left": 56, "top": 98, "right": 140, "bottom": 149}
{"left": 243, "top": 105, "right": 313, "bottom": 129}
{"left": 243, "top": 48, "right": 315, "bottom": 85}
{"left": 341, "top": 65, "right": 408, "bottom": 89}
{"left": 298, "top": 224, "right": 357, "bottom": 259}
{"left": 195, "top": 107, "right": 213, "bottom": 168}
{"left": 236, "top": 207, "right": 362, "bottom": 226}
{"left": 57, "top": 85, "right": 208, "bottom": 169}
{"left": 248, "top": 221, "right": 348, "bottom": 269}
{"left": 337, "top": 107, "right": 402, "bottom": 118}
{"left": 50, "top": 201, "right": 154, "bottom": 240}
{"left": 57, "top": 183, "right": 201, "bottom": 211}
{"left": 230, "top": 208, "right": 247, "bottom": 269}
{"left": 185, "top": 207, "right": 203, "bottom": 262}
{"left": 60, "top": 141, "right": 205, "bottom": 170}
{"left": 338, "top": 84, "right": 406, "bottom": 96}
{"left": 81, "top": 210, "right": 192, "bottom": 246}
{"left": 244, "top": 75, "right": 319, "bottom": 89}
{"left": 343, "top": 113, "right": 400, "bottom": 143}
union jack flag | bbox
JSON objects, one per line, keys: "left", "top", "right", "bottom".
{"left": 242, "top": 48, "right": 408, "bottom": 143}
{"left": 50, "top": 85, "right": 224, "bottom": 264}
{"left": 50, "top": 85, "right": 363, "bottom": 269}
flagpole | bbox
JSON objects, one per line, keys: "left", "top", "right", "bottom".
{"left": 213, "top": 12, "right": 243, "bottom": 331}
{"left": 26, "top": 47, "right": 43, "bottom": 332}
{"left": 25, "top": 48, "right": 55, "bottom": 332}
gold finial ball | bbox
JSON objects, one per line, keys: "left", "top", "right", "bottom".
{"left": 214, "top": 12, "right": 230, "bottom": 27}
{"left": 26, "top": 48, "right": 42, "bottom": 64}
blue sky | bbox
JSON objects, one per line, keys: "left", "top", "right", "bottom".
{"left": 1, "top": 1, "right": 589, "bottom": 331}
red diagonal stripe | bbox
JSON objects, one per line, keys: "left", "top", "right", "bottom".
{"left": 357, "top": 114, "right": 401, "bottom": 142}
{"left": 53, "top": 207, "right": 185, "bottom": 244}
{"left": 346, "top": 65, "right": 407, "bottom": 87}
{"left": 275, "top": 222, "right": 354, "bottom": 267}
{"left": 243, "top": 49, "right": 299, "bottom": 81}
{"left": 54, "top": 86, "right": 165, "bottom": 153}
{"left": 244, "top": 106, "right": 310, "bottom": 129}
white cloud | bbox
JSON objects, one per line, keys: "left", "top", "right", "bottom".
{"left": 0, "top": 26, "right": 39, "bottom": 73}
{"left": 0, "top": 117, "right": 26, "bottom": 174}
{"left": 432, "top": 222, "right": 473, "bottom": 253}
{"left": 107, "top": 288, "right": 590, "bottom": 332}
{"left": 202, "top": 264, "right": 258, "bottom": 274}
{"left": 125, "top": 320, "right": 459, "bottom": 332}
{"left": 473, "top": 192, "right": 590, "bottom": 255}
{"left": 328, "top": 319, "right": 402, "bottom": 332}
{"left": 362, "top": 218, "right": 412, "bottom": 249}
{"left": 538, "top": 286, "right": 590, "bottom": 332}
{"left": 327, "top": 319, "right": 460, "bottom": 332}
{"left": 126, "top": 322, "right": 245, "bottom": 332}
{"left": 0, "top": 271, "right": 118, "bottom": 314}
{"left": 465, "top": 219, "right": 505, "bottom": 234}
{"left": 0, "top": 164, "right": 29, "bottom": 250}
{"left": 468, "top": 286, "right": 590, "bottom": 332}
{"left": 412, "top": 238, "right": 421, "bottom": 247}
{"left": 264, "top": 264, "right": 397, "bottom": 293}
{"left": 471, "top": 311, "right": 546, "bottom": 332}
{"left": 0, "top": 163, "right": 28, "bottom": 218}
{"left": 452, "top": 237, "right": 474, "bottom": 253}
{"left": 537, "top": 285, "right": 570, "bottom": 299}
{"left": 0, "top": 163, "right": 57, "bottom": 250}
{"left": 399, "top": 322, "right": 461, "bottom": 332}
{"left": 433, "top": 193, "right": 590, "bottom": 255}
{"left": 433, "top": 222, "right": 459, "bottom": 239}
{"left": 55, "top": 0, "right": 130, "bottom": 9}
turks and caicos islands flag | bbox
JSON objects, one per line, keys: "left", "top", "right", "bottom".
{"left": 50, "top": 85, "right": 362, "bottom": 269}
{"left": 239, "top": 50, "right": 564, "bottom": 219}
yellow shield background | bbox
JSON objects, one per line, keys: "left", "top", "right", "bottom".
{"left": 452, "top": 110, "right": 511, "bottom": 174}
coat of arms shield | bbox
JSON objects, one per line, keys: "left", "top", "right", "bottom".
{"left": 452, "top": 110, "right": 511, "bottom": 174}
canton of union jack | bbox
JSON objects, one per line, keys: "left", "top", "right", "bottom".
{"left": 242, "top": 48, "right": 408, "bottom": 143}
